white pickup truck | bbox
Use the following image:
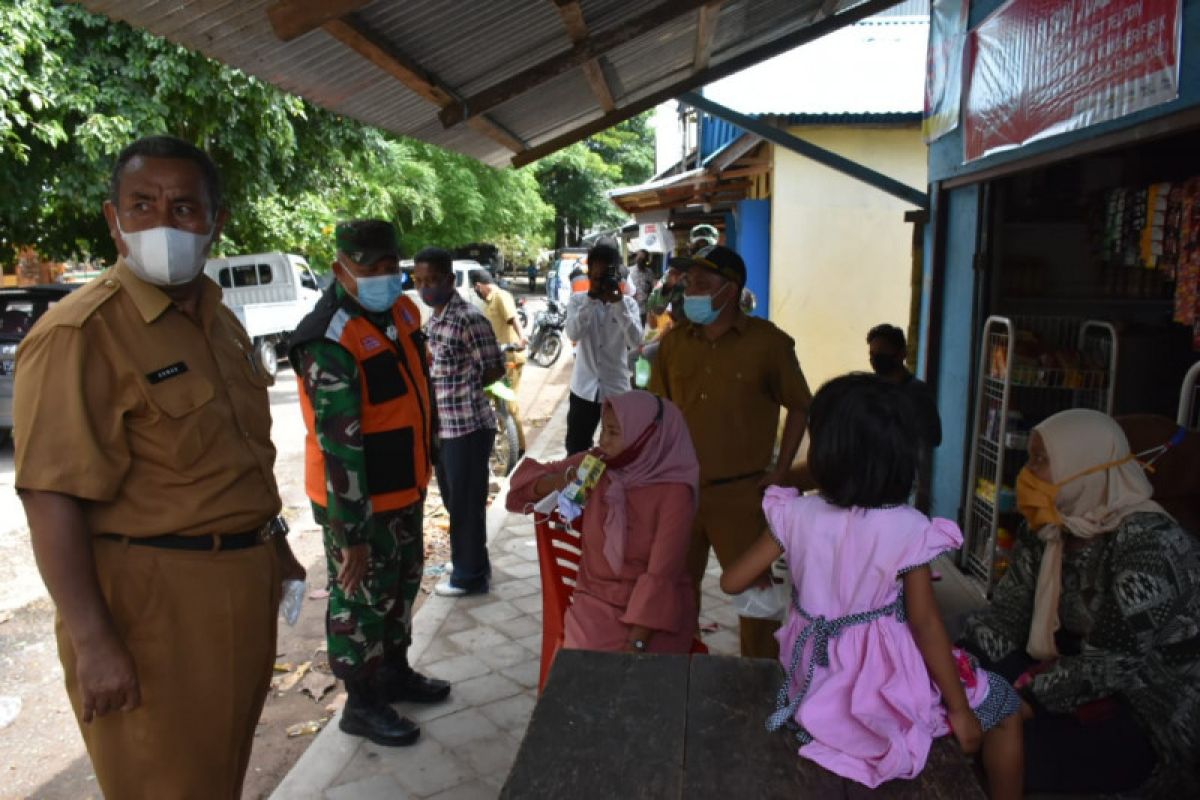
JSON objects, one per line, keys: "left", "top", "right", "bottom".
{"left": 204, "top": 253, "right": 322, "bottom": 376}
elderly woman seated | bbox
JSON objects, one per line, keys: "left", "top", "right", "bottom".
{"left": 960, "top": 409, "right": 1200, "bottom": 797}
{"left": 507, "top": 390, "right": 699, "bottom": 654}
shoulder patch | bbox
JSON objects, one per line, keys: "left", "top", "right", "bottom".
{"left": 36, "top": 274, "right": 122, "bottom": 329}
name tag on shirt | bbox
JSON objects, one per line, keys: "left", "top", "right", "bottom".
{"left": 146, "top": 361, "right": 189, "bottom": 384}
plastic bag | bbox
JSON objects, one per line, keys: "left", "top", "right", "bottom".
{"left": 730, "top": 559, "right": 790, "bottom": 620}
{"left": 281, "top": 579, "right": 305, "bottom": 626}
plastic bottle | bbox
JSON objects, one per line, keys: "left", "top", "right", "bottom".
{"left": 634, "top": 356, "right": 651, "bottom": 388}
{"left": 281, "top": 579, "right": 305, "bottom": 626}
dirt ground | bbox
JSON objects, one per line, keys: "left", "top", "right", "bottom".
{"left": 0, "top": 286, "right": 571, "bottom": 800}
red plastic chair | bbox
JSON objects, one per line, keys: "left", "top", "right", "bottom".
{"left": 534, "top": 510, "right": 708, "bottom": 693}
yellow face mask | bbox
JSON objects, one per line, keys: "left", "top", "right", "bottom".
{"left": 1015, "top": 468, "right": 1063, "bottom": 529}
{"left": 1015, "top": 453, "right": 1140, "bottom": 530}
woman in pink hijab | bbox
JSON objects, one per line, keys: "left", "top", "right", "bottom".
{"left": 507, "top": 390, "right": 700, "bottom": 653}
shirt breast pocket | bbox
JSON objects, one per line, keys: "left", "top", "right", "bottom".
{"left": 141, "top": 371, "right": 216, "bottom": 466}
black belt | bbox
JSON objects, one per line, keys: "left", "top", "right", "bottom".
{"left": 703, "top": 470, "right": 765, "bottom": 488}
{"left": 99, "top": 525, "right": 269, "bottom": 552}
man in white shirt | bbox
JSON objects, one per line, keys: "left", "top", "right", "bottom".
{"left": 564, "top": 241, "right": 643, "bottom": 454}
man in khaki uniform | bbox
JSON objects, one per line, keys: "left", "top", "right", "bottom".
{"left": 469, "top": 269, "right": 528, "bottom": 452}
{"left": 649, "top": 245, "right": 811, "bottom": 659}
{"left": 14, "top": 135, "right": 303, "bottom": 798}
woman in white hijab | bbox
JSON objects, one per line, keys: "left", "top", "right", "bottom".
{"left": 961, "top": 409, "right": 1200, "bottom": 797}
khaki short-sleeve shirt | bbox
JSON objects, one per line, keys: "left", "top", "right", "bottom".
{"left": 649, "top": 314, "right": 812, "bottom": 485}
{"left": 482, "top": 288, "right": 525, "bottom": 364}
{"left": 13, "top": 260, "right": 281, "bottom": 537}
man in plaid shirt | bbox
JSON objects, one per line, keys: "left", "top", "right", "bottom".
{"left": 413, "top": 247, "right": 505, "bottom": 596}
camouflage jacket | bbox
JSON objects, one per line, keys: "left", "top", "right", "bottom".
{"left": 293, "top": 288, "right": 409, "bottom": 547}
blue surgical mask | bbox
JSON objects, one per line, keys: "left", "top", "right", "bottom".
{"left": 683, "top": 287, "right": 730, "bottom": 325}
{"left": 354, "top": 274, "right": 405, "bottom": 312}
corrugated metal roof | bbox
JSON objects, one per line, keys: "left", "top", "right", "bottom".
{"left": 757, "top": 111, "right": 922, "bottom": 125}
{"left": 75, "top": 0, "right": 906, "bottom": 167}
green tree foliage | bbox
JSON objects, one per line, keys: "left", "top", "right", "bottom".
{"left": 532, "top": 113, "right": 656, "bottom": 247}
{"left": 0, "top": 0, "right": 552, "bottom": 268}
{"left": 0, "top": 1, "right": 650, "bottom": 269}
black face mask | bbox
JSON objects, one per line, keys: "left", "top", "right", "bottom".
{"left": 870, "top": 353, "right": 902, "bottom": 375}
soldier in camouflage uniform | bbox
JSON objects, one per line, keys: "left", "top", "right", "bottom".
{"left": 289, "top": 220, "right": 449, "bottom": 747}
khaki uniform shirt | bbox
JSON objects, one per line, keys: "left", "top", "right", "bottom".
{"left": 13, "top": 259, "right": 281, "bottom": 537}
{"left": 481, "top": 287, "right": 525, "bottom": 365}
{"left": 649, "top": 313, "right": 812, "bottom": 485}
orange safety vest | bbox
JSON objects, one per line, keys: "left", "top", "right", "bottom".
{"left": 295, "top": 295, "right": 432, "bottom": 512}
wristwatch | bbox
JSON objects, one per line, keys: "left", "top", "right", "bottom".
{"left": 630, "top": 639, "right": 648, "bottom": 653}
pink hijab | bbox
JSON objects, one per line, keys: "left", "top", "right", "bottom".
{"left": 599, "top": 391, "right": 699, "bottom": 573}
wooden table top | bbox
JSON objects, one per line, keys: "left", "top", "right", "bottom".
{"left": 500, "top": 650, "right": 986, "bottom": 799}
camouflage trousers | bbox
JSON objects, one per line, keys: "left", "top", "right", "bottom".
{"left": 312, "top": 502, "right": 424, "bottom": 681}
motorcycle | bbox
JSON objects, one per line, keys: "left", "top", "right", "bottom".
{"left": 485, "top": 344, "right": 522, "bottom": 477}
{"left": 515, "top": 295, "right": 528, "bottom": 330}
{"left": 527, "top": 299, "right": 566, "bottom": 367}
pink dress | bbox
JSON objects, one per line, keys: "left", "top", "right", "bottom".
{"left": 508, "top": 455, "right": 697, "bottom": 653}
{"left": 763, "top": 487, "right": 1014, "bottom": 788}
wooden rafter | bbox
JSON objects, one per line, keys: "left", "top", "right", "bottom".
{"left": 323, "top": 19, "right": 452, "bottom": 106}
{"left": 693, "top": 1, "right": 724, "bottom": 73}
{"left": 319, "top": 17, "right": 526, "bottom": 153}
{"left": 266, "top": 0, "right": 371, "bottom": 42}
{"left": 441, "top": 0, "right": 710, "bottom": 128}
{"left": 553, "top": 0, "right": 616, "bottom": 112}
{"left": 511, "top": 0, "right": 905, "bottom": 167}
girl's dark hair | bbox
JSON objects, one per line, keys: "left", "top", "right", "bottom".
{"left": 807, "top": 373, "right": 918, "bottom": 509}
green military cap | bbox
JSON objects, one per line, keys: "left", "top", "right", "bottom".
{"left": 335, "top": 219, "right": 400, "bottom": 265}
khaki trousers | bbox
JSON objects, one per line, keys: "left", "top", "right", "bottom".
{"left": 57, "top": 537, "right": 280, "bottom": 799}
{"left": 507, "top": 356, "right": 526, "bottom": 452}
{"left": 687, "top": 479, "right": 780, "bottom": 659}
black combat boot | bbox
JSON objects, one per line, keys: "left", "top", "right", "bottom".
{"left": 374, "top": 654, "right": 452, "bottom": 704}
{"left": 339, "top": 679, "right": 420, "bottom": 747}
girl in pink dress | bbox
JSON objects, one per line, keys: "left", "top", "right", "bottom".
{"left": 722, "top": 374, "right": 1023, "bottom": 798}
{"left": 507, "top": 390, "right": 699, "bottom": 653}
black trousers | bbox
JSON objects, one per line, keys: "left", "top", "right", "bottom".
{"left": 971, "top": 647, "right": 1157, "bottom": 794}
{"left": 565, "top": 391, "right": 604, "bottom": 455}
{"left": 434, "top": 428, "right": 493, "bottom": 592}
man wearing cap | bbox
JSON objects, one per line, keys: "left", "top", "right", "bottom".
{"left": 413, "top": 247, "right": 506, "bottom": 597}
{"left": 14, "top": 135, "right": 304, "bottom": 797}
{"left": 469, "top": 269, "right": 528, "bottom": 454}
{"left": 649, "top": 244, "right": 812, "bottom": 659}
{"left": 289, "top": 220, "right": 449, "bottom": 747}
{"left": 564, "top": 241, "right": 643, "bottom": 454}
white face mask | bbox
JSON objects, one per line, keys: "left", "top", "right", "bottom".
{"left": 115, "top": 217, "right": 214, "bottom": 286}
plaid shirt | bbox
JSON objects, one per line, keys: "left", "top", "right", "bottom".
{"left": 426, "top": 293, "right": 503, "bottom": 439}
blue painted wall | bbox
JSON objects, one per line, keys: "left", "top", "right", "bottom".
{"left": 930, "top": 0, "right": 1200, "bottom": 183}
{"left": 699, "top": 115, "right": 743, "bottom": 163}
{"left": 929, "top": 185, "right": 981, "bottom": 523}
{"left": 724, "top": 199, "right": 771, "bottom": 319}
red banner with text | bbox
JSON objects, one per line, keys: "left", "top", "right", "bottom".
{"left": 964, "top": 0, "right": 1182, "bottom": 162}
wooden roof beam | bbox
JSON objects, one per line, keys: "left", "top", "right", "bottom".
{"left": 322, "top": 16, "right": 526, "bottom": 153}
{"left": 441, "top": 0, "right": 711, "bottom": 128}
{"left": 693, "top": 1, "right": 724, "bottom": 73}
{"left": 267, "top": 0, "right": 371, "bottom": 42}
{"left": 510, "top": 0, "right": 905, "bottom": 167}
{"left": 553, "top": 0, "right": 616, "bottom": 112}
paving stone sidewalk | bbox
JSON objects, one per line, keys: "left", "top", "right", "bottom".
{"left": 270, "top": 398, "right": 984, "bottom": 800}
